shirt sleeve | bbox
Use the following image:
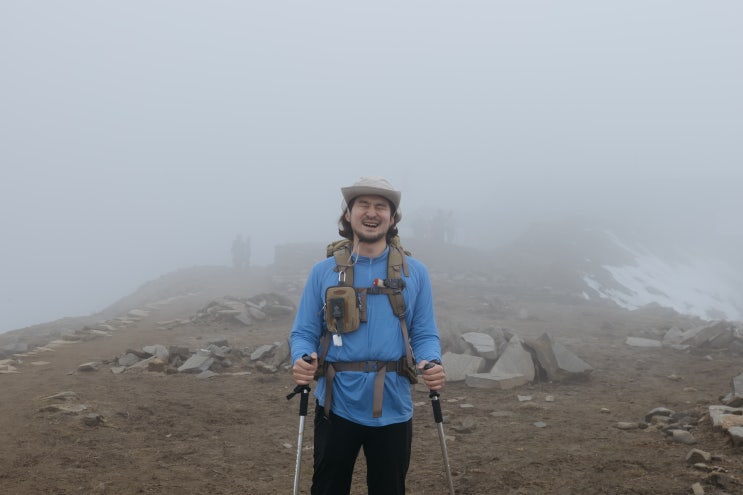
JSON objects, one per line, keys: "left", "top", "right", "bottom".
{"left": 289, "top": 262, "right": 326, "bottom": 363}
{"left": 407, "top": 258, "right": 442, "bottom": 363}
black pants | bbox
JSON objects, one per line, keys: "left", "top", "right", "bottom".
{"left": 311, "top": 403, "right": 413, "bottom": 495}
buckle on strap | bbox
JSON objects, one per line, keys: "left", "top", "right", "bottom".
{"left": 363, "top": 361, "right": 381, "bottom": 372}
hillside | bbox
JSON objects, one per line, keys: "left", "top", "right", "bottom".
{"left": 1, "top": 229, "right": 742, "bottom": 494}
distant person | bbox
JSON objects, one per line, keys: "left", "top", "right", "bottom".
{"left": 290, "top": 176, "right": 445, "bottom": 495}
{"left": 431, "top": 209, "right": 447, "bottom": 243}
{"left": 443, "top": 210, "right": 456, "bottom": 243}
{"left": 231, "top": 235, "right": 245, "bottom": 271}
{"left": 243, "top": 235, "right": 251, "bottom": 269}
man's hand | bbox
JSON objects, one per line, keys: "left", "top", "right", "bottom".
{"left": 292, "top": 352, "right": 318, "bottom": 385}
{"left": 419, "top": 359, "right": 445, "bottom": 391}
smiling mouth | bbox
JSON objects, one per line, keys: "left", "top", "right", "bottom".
{"left": 362, "top": 221, "right": 379, "bottom": 228}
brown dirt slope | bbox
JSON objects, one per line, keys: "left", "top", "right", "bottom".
{"left": 1, "top": 255, "right": 742, "bottom": 494}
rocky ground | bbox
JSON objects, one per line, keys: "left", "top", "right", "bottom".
{"left": 1, "top": 258, "right": 742, "bottom": 494}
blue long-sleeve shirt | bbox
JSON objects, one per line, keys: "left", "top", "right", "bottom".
{"left": 290, "top": 245, "right": 441, "bottom": 427}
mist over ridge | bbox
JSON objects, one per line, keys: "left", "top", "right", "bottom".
{"left": 2, "top": 1, "right": 741, "bottom": 332}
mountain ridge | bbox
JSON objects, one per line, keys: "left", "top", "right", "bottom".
{"left": 3, "top": 219, "right": 741, "bottom": 344}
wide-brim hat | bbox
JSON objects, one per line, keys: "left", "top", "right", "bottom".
{"left": 341, "top": 176, "right": 402, "bottom": 222}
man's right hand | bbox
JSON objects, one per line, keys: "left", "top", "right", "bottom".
{"left": 292, "top": 352, "right": 318, "bottom": 385}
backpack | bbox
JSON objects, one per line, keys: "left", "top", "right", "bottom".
{"left": 316, "top": 237, "right": 418, "bottom": 418}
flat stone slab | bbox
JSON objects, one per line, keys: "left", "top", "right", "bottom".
{"left": 460, "top": 332, "right": 497, "bottom": 359}
{"left": 489, "top": 335, "right": 534, "bottom": 382}
{"left": 625, "top": 337, "right": 663, "bottom": 348}
{"left": 465, "top": 372, "right": 529, "bottom": 389}
{"left": 441, "top": 352, "right": 485, "bottom": 382}
{"left": 709, "top": 405, "right": 743, "bottom": 430}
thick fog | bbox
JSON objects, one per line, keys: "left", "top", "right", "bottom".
{"left": 2, "top": 1, "right": 742, "bottom": 333}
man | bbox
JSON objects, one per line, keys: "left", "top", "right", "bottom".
{"left": 290, "top": 176, "right": 445, "bottom": 495}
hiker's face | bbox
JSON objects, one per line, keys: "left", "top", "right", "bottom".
{"left": 346, "top": 195, "right": 394, "bottom": 244}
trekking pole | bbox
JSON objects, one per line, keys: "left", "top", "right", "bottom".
{"left": 286, "top": 355, "right": 312, "bottom": 495}
{"left": 424, "top": 361, "right": 455, "bottom": 495}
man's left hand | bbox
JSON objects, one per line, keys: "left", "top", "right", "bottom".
{"left": 419, "top": 360, "right": 445, "bottom": 391}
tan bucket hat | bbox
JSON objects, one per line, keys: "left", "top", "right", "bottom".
{"left": 341, "top": 176, "right": 402, "bottom": 222}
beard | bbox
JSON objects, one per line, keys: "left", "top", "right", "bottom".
{"left": 355, "top": 230, "right": 386, "bottom": 244}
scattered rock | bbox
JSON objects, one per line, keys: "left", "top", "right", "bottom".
{"left": 39, "top": 403, "right": 88, "bottom": 414}
{"left": 83, "top": 413, "right": 106, "bottom": 427}
{"left": 686, "top": 449, "right": 712, "bottom": 464}
{"left": 452, "top": 416, "right": 477, "bottom": 433}
{"left": 625, "top": 337, "right": 663, "bottom": 348}
{"left": 77, "top": 362, "right": 100, "bottom": 372}
{"left": 615, "top": 422, "right": 640, "bottom": 430}
{"left": 42, "top": 391, "right": 79, "bottom": 401}
{"left": 669, "top": 429, "right": 696, "bottom": 445}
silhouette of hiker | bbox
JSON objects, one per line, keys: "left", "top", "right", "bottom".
{"left": 231, "top": 234, "right": 252, "bottom": 271}
{"left": 232, "top": 235, "right": 245, "bottom": 271}
{"left": 243, "top": 235, "right": 251, "bottom": 269}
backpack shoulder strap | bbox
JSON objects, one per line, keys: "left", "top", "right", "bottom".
{"left": 327, "top": 239, "right": 354, "bottom": 286}
{"left": 315, "top": 239, "right": 353, "bottom": 381}
{"left": 387, "top": 238, "right": 409, "bottom": 279}
{"left": 385, "top": 238, "right": 416, "bottom": 379}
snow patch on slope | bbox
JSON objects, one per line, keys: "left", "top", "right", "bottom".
{"left": 583, "top": 231, "right": 743, "bottom": 322}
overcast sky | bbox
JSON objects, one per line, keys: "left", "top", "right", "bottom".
{"left": 1, "top": 1, "right": 741, "bottom": 332}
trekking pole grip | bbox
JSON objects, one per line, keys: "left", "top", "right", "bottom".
{"left": 286, "top": 355, "right": 314, "bottom": 407}
{"left": 424, "top": 360, "right": 444, "bottom": 423}
{"left": 424, "top": 360, "right": 455, "bottom": 495}
{"left": 298, "top": 385, "right": 310, "bottom": 416}
{"left": 298, "top": 355, "right": 313, "bottom": 415}
{"left": 429, "top": 390, "right": 443, "bottom": 423}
